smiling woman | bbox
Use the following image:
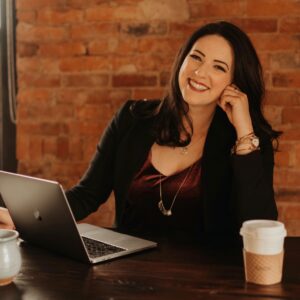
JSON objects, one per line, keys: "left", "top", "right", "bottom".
{"left": 0, "top": 21, "right": 281, "bottom": 241}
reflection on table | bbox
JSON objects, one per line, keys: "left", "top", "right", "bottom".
{"left": 0, "top": 235, "right": 300, "bottom": 300}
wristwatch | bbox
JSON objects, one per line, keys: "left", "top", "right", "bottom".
{"left": 250, "top": 135, "right": 260, "bottom": 148}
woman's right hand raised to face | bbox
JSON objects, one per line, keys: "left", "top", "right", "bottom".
{"left": 0, "top": 207, "right": 15, "bottom": 230}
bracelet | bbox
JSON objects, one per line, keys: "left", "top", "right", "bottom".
{"left": 237, "top": 131, "right": 254, "bottom": 143}
{"left": 231, "top": 132, "right": 260, "bottom": 155}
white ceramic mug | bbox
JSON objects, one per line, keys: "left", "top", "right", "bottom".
{"left": 0, "top": 229, "right": 22, "bottom": 286}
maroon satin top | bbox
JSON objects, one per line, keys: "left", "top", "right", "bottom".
{"left": 121, "top": 151, "right": 203, "bottom": 235}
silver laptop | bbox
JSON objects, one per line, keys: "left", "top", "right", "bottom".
{"left": 0, "top": 171, "right": 157, "bottom": 264}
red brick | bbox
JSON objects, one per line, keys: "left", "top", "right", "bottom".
{"left": 17, "top": 42, "right": 38, "bottom": 57}
{"left": 42, "top": 137, "right": 57, "bottom": 157}
{"left": 271, "top": 52, "right": 300, "bottom": 70}
{"left": 169, "top": 21, "right": 206, "bottom": 37}
{"left": 16, "top": 135, "right": 30, "bottom": 160}
{"left": 56, "top": 88, "right": 131, "bottom": 105}
{"left": 264, "top": 71, "right": 272, "bottom": 89}
{"left": 113, "top": 55, "right": 173, "bottom": 72}
{"left": 85, "top": 4, "right": 141, "bottom": 22}
{"left": 69, "top": 137, "right": 84, "bottom": 161}
{"left": 160, "top": 71, "right": 171, "bottom": 87}
{"left": 120, "top": 21, "right": 168, "bottom": 36}
{"left": 18, "top": 104, "right": 73, "bottom": 121}
{"left": 263, "top": 105, "right": 282, "bottom": 126}
{"left": 65, "top": 0, "right": 104, "bottom": 9}
{"left": 62, "top": 74, "right": 109, "bottom": 87}
{"left": 66, "top": 120, "right": 106, "bottom": 137}
{"left": 133, "top": 88, "right": 165, "bottom": 100}
{"left": 276, "top": 188, "right": 300, "bottom": 202}
{"left": 246, "top": 0, "right": 300, "bottom": 17}
{"left": 29, "top": 136, "right": 43, "bottom": 160}
{"left": 250, "top": 34, "right": 300, "bottom": 51}
{"left": 75, "top": 104, "right": 112, "bottom": 121}
{"left": 17, "top": 23, "right": 68, "bottom": 43}
{"left": 189, "top": 1, "right": 245, "bottom": 18}
{"left": 113, "top": 74, "right": 157, "bottom": 87}
{"left": 38, "top": 42, "right": 86, "bottom": 57}
{"left": 231, "top": 18, "right": 278, "bottom": 33}
{"left": 59, "top": 57, "right": 112, "bottom": 72}
{"left": 274, "top": 142, "right": 293, "bottom": 167}
{"left": 57, "top": 137, "right": 69, "bottom": 160}
{"left": 17, "top": 57, "right": 60, "bottom": 73}
{"left": 275, "top": 150, "right": 290, "bottom": 168}
{"left": 88, "top": 40, "right": 111, "bottom": 55}
{"left": 17, "top": 10, "right": 36, "bottom": 23}
{"left": 88, "top": 38, "right": 138, "bottom": 55}
{"left": 83, "top": 137, "right": 102, "bottom": 160}
{"left": 18, "top": 122, "right": 66, "bottom": 136}
{"left": 51, "top": 162, "right": 88, "bottom": 177}
{"left": 85, "top": 89, "right": 132, "bottom": 105}
{"left": 70, "top": 24, "right": 118, "bottom": 40}
{"left": 37, "top": 9, "right": 83, "bottom": 25}
{"left": 258, "top": 52, "right": 271, "bottom": 70}
{"left": 280, "top": 17, "right": 300, "bottom": 33}
{"left": 56, "top": 89, "right": 88, "bottom": 104}
{"left": 282, "top": 220, "right": 300, "bottom": 236}
{"left": 18, "top": 89, "right": 55, "bottom": 105}
{"left": 265, "top": 90, "right": 300, "bottom": 106}
{"left": 282, "top": 107, "right": 300, "bottom": 124}
{"left": 272, "top": 71, "right": 300, "bottom": 88}
{"left": 18, "top": 73, "right": 61, "bottom": 88}
{"left": 16, "top": 0, "right": 66, "bottom": 10}
{"left": 295, "top": 143, "right": 300, "bottom": 167}
{"left": 137, "top": 37, "right": 183, "bottom": 55}
{"left": 284, "top": 205, "right": 300, "bottom": 219}
{"left": 274, "top": 169, "right": 300, "bottom": 188}
{"left": 278, "top": 125, "right": 300, "bottom": 141}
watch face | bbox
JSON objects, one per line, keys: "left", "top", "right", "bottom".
{"left": 252, "top": 137, "right": 259, "bottom": 147}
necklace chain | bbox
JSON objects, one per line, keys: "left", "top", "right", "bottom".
{"left": 158, "top": 164, "right": 194, "bottom": 216}
{"left": 178, "top": 136, "right": 203, "bottom": 155}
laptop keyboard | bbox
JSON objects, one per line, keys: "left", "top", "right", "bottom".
{"left": 82, "top": 236, "right": 125, "bottom": 259}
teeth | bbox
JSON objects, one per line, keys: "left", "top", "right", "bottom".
{"left": 189, "top": 79, "right": 208, "bottom": 91}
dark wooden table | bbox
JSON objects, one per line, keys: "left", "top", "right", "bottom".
{"left": 1, "top": 236, "right": 300, "bottom": 300}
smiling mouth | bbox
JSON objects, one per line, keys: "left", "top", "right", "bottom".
{"left": 188, "top": 79, "right": 209, "bottom": 92}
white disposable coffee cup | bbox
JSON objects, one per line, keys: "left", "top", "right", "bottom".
{"left": 240, "top": 220, "right": 287, "bottom": 285}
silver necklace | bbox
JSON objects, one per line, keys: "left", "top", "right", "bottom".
{"left": 180, "top": 146, "right": 188, "bottom": 155}
{"left": 179, "top": 137, "right": 203, "bottom": 155}
{"left": 158, "top": 165, "right": 194, "bottom": 216}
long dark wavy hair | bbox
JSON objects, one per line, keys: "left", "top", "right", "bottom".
{"left": 153, "top": 21, "right": 281, "bottom": 148}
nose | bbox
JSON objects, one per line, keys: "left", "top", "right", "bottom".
{"left": 194, "top": 63, "right": 208, "bottom": 77}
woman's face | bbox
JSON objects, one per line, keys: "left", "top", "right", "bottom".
{"left": 178, "top": 34, "right": 234, "bottom": 109}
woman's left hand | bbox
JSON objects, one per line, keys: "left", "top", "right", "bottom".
{"left": 218, "top": 84, "right": 254, "bottom": 138}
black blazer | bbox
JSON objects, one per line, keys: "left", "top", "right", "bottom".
{"left": 66, "top": 100, "right": 277, "bottom": 237}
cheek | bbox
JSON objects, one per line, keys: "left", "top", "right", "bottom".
{"left": 215, "top": 75, "right": 231, "bottom": 90}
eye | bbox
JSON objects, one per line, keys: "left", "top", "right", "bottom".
{"left": 189, "top": 54, "right": 202, "bottom": 62}
{"left": 214, "top": 65, "right": 226, "bottom": 72}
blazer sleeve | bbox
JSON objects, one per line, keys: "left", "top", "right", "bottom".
{"left": 65, "top": 101, "right": 134, "bottom": 221}
{"left": 231, "top": 137, "right": 278, "bottom": 227}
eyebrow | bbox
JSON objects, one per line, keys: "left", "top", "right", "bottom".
{"left": 193, "top": 49, "right": 230, "bottom": 71}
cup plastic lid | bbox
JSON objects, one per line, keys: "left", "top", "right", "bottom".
{"left": 240, "top": 220, "right": 287, "bottom": 239}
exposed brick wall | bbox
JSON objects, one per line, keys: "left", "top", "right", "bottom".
{"left": 15, "top": 0, "right": 300, "bottom": 235}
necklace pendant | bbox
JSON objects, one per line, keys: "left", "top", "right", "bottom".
{"left": 158, "top": 200, "right": 172, "bottom": 216}
{"left": 180, "top": 146, "right": 188, "bottom": 155}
